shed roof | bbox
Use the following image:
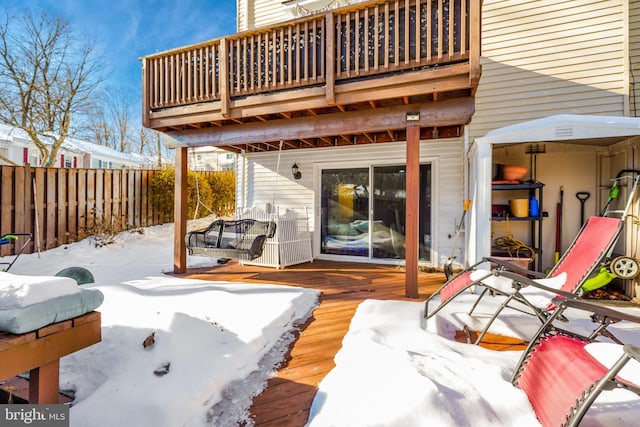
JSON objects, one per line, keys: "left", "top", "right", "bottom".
{"left": 476, "top": 114, "right": 640, "bottom": 146}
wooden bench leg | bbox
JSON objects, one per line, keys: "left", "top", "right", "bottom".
{"left": 29, "top": 359, "right": 60, "bottom": 404}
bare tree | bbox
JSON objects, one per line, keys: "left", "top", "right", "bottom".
{"left": 112, "top": 95, "right": 132, "bottom": 153}
{"left": 140, "top": 126, "right": 166, "bottom": 168}
{"left": 85, "top": 101, "right": 113, "bottom": 147}
{"left": 86, "top": 90, "right": 132, "bottom": 152}
{"left": 0, "top": 10, "right": 102, "bottom": 166}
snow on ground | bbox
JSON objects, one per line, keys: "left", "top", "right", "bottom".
{"left": 3, "top": 221, "right": 640, "bottom": 427}
{"left": 305, "top": 296, "right": 640, "bottom": 427}
{"left": 5, "top": 223, "right": 319, "bottom": 426}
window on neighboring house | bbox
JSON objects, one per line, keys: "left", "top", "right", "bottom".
{"left": 29, "top": 154, "right": 38, "bottom": 165}
{"left": 97, "top": 159, "right": 103, "bottom": 168}
{"left": 65, "top": 157, "right": 73, "bottom": 168}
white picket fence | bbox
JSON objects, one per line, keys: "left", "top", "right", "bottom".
{"left": 237, "top": 206, "right": 313, "bottom": 268}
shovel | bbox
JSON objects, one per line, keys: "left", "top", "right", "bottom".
{"left": 575, "top": 192, "right": 590, "bottom": 226}
{"left": 444, "top": 199, "right": 471, "bottom": 280}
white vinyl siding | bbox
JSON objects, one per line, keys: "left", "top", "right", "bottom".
{"left": 631, "top": 0, "right": 640, "bottom": 117}
{"left": 469, "top": 0, "right": 627, "bottom": 140}
{"left": 238, "top": 0, "right": 292, "bottom": 31}
{"left": 238, "top": 138, "right": 465, "bottom": 266}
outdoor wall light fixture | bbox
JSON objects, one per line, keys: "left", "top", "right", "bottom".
{"left": 292, "top": 163, "right": 302, "bottom": 180}
{"left": 406, "top": 111, "right": 420, "bottom": 121}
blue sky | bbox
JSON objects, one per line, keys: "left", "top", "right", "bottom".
{"left": 1, "top": 0, "right": 237, "bottom": 105}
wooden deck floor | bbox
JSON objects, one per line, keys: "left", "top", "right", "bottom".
{"left": 181, "top": 260, "right": 525, "bottom": 426}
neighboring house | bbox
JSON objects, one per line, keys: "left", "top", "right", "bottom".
{"left": 189, "top": 146, "right": 236, "bottom": 171}
{"left": 0, "top": 124, "right": 150, "bottom": 169}
{"left": 142, "top": 0, "right": 640, "bottom": 299}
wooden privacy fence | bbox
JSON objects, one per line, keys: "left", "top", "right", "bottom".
{"left": 0, "top": 165, "right": 163, "bottom": 257}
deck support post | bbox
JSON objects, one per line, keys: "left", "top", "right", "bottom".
{"left": 405, "top": 125, "right": 420, "bottom": 298}
{"left": 29, "top": 360, "right": 59, "bottom": 404}
{"left": 174, "top": 146, "right": 188, "bottom": 273}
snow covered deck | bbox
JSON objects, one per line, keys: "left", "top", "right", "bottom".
{"left": 182, "top": 260, "right": 525, "bottom": 426}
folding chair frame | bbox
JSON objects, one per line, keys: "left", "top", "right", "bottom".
{"left": 424, "top": 216, "right": 623, "bottom": 344}
{"left": 512, "top": 297, "right": 640, "bottom": 427}
{"left": 0, "top": 233, "right": 33, "bottom": 272}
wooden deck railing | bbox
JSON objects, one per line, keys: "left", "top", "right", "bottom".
{"left": 143, "top": 0, "right": 477, "bottom": 115}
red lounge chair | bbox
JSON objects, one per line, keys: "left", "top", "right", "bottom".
{"left": 423, "top": 215, "right": 623, "bottom": 344}
{"left": 512, "top": 297, "right": 640, "bottom": 427}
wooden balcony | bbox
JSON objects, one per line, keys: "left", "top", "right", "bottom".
{"left": 141, "top": 0, "right": 481, "bottom": 152}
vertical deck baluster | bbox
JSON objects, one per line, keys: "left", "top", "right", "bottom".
{"left": 271, "top": 30, "right": 277, "bottom": 89}
{"left": 449, "top": 0, "right": 454, "bottom": 60}
{"left": 310, "top": 20, "right": 316, "bottom": 81}
{"left": 336, "top": 14, "right": 342, "bottom": 77}
{"left": 177, "top": 52, "right": 182, "bottom": 104}
{"left": 236, "top": 39, "right": 242, "bottom": 93}
{"left": 164, "top": 55, "right": 173, "bottom": 105}
{"left": 460, "top": 0, "right": 467, "bottom": 56}
{"left": 374, "top": 5, "right": 379, "bottom": 71}
{"left": 257, "top": 33, "right": 263, "bottom": 91}
{"left": 210, "top": 44, "right": 216, "bottom": 99}
{"left": 170, "top": 54, "right": 176, "bottom": 105}
{"left": 190, "top": 49, "right": 195, "bottom": 102}
{"left": 251, "top": 35, "right": 256, "bottom": 92}
{"left": 364, "top": 7, "right": 369, "bottom": 73}
{"left": 279, "top": 28, "right": 285, "bottom": 86}
{"left": 190, "top": 49, "right": 196, "bottom": 102}
{"left": 320, "top": 17, "right": 325, "bottom": 81}
{"left": 204, "top": 45, "right": 210, "bottom": 100}
{"left": 160, "top": 57, "right": 166, "bottom": 107}
{"left": 288, "top": 25, "right": 293, "bottom": 85}
{"left": 229, "top": 40, "right": 234, "bottom": 94}
{"left": 181, "top": 51, "right": 186, "bottom": 104}
{"left": 197, "top": 47, "right": 202, "bottom": 101}
{"left": 416, "top": 0, "right": 421, "bottom": 63}
{"left": 438, "top": 0, "right": 443, "bottom": 60}
{"left": 301, "top": 22, "right": 307, "bottom": 83}
{"left": 354, "top": 10, "right": 360, "bottom": 75}
{"left": 151, "top": 59, "right": 158, "bottom": 108}
{"left": 404, "top": 0, "right": 410, "bottom": 65}
{"left": 240, "top": 37, "right": 249, "bottom": 93}
{"left": 427, "top": 0, "right": 432, "bottom": 61}
{"left": 345, "top": 11, "right": 351, "bottom": 76}
{"left": 384, "top": 3, "right": 389, "bottom": 69}
{"left": 394, "top": 0, "right": 400, "bottom": 67}
{"left": 187, "top": 50, "right": 193, "bottom": 102}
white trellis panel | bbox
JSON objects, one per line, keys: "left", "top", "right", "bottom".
{"left": 237, "top": 206, "right": 313, "bottom": 268}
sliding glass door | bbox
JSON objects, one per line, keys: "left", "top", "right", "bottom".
{"left": 320, "top": 163, "right": 431, "bottom": 261}
{"left": 320, "top": 168, "right": 370, "bottom": 257}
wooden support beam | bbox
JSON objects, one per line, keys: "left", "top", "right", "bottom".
{"left": 30, "top": 360, "right": 59, "bottom": 404}
{"left": 173, "top": 147, "right": 188, "bottom": 273}
{"left": 405, "top": 125, "right": 420, "bottom": 298}
{"left": 171, "top": 97, "right": 475, "bottom": 147}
